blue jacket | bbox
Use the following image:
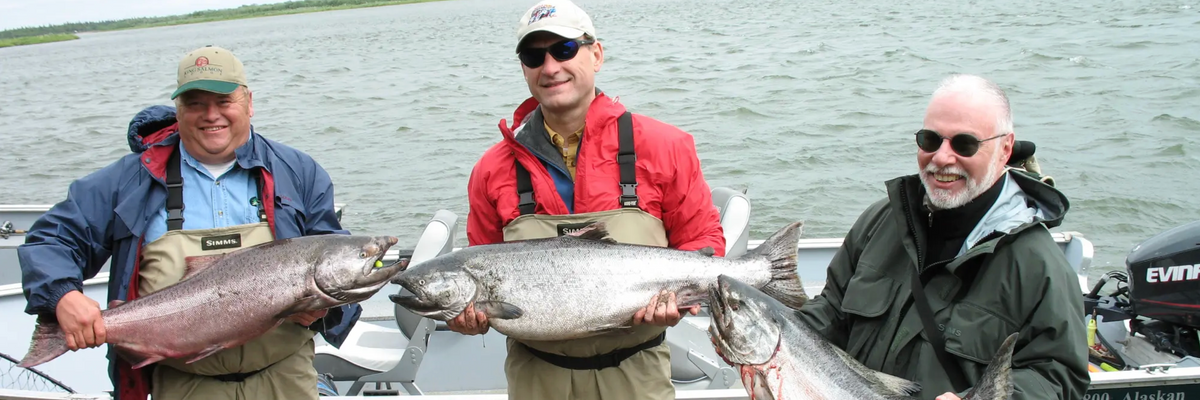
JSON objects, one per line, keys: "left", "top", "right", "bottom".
{"left": 18, "top": 105, "right": 360, "bottom": 392}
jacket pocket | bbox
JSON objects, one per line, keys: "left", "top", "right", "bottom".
{"left": 841, "top": 261, "right": 899, "bottom": 318}
{"left": 276, "top": 196, "right": 307, "bottom": 229}
{"left": 943, "top": 302, "right": 1015, "bottom": 365}
{"left": 841, "top": 261, "right": 900, "bottom": 357}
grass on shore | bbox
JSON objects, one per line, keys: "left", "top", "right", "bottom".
{"left": 101, "top": 0, "right": 445, "bottom": 31}
{"left": 0, "top": 34, "right": 79, "bottom": 48}
{"left": 0, "top": 0, "right": 442, "bottom": 49}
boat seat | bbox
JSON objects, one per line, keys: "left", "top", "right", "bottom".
{"left": 312, "top": 210, "right": 458, "bottom": 395}
{"left": 665, "top": 186, "right": 750, "bottom": 389}
{"left": 711, "top": 186, "right": 751, "bottom": 258}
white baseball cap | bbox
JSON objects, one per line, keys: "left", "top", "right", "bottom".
{"left": 516, "top": 0, "right": 597, "bottom": 51}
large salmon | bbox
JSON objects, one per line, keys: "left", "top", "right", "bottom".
{"left": 389, "top": 221, "right": 807, "bottom": 341}
{"left": 20, "top": 234, "right": 405, "bottom": 369}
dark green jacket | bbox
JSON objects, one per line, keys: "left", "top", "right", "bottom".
{"left": 797, "top": 170, "right": 1090, "bottom": 399}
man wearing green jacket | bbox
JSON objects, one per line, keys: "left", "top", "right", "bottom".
{"left": 797, "top": 74, "right": 1090, "bottom": 399}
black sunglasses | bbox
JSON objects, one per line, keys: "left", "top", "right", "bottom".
{"left": 915, "top": 130, "right": 1009, "bottom": 157}
{"left": 518, "top": 38, "right": 595, "bottom": 69}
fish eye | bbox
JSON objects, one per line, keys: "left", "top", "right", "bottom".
{"left": 418, "top": 279, "right": 426, "bottom": 286}
{"left": 359, "top": 251, "right": 367, "bottom": 258}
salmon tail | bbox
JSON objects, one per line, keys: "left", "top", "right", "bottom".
{"left": 19, "top": 319, "right": 69, "bottom": 368}
{"left": 744, "top": 221, "right": 807, "bottom": 310}
{"left": 963, "top": 332, "right": 1018, "bottom": 400}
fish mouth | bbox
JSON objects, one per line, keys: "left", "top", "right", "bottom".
{"left": 325, "top": 256, "right": 406, "bottom": 303}
{"left": 326, "top": 279, "right": 391, "bottom": 303}
{"left": 360, "top": 237, "right": 404, "bottom": 277}
{"left": 388, "top": 293, "right": 446, "bottom": 318}
{"left": 707, "top": 284, "right": 735, "bottom": 364}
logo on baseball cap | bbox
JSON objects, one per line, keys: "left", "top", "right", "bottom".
{"left": 171, "top": 45, "right": 248, "bottom": 99}
{"left": 516, "top": 0, "right": 596, "bottom": 51}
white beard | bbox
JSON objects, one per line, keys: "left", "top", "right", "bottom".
{"left": 921, "top": 150, "right": 1003, "bottom": 210}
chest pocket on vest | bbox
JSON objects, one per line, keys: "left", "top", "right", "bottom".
{"left": 840, "top": 261, "right": 900, "bottom": 357}
{"left": 943, "top": 302, "right": 1017, "bottom": 365}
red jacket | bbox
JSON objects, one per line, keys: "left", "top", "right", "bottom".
{"left": 467, "top": 93, "right": 725, "bottom": 255}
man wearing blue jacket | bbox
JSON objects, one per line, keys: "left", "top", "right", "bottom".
{"left": 18, "top": 45, "right": 359, "bottom": 400}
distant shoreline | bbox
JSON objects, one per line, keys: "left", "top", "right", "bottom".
{"left": 0, "top": 0, "right": 445, "bottom": 49}
{"left": 0, "top": 34, "right": 79, "bottom": 48}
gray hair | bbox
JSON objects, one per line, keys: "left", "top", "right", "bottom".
{"left": 932, "top": 74, "right": 1013, "bottom": 136}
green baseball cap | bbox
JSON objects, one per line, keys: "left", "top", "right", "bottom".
{"left": 171, "top": 45, "right": 248, "bottom": 100}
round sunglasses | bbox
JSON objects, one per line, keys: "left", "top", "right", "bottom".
{"left": 518, "top": 38, "right": 595, "bottom": 69}
{"left": 914, "top": 130, "right": 1009, "bottom": 157}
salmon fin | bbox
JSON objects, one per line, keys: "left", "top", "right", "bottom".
{"left": 867, "top": 370, "right": 922, "bottom": 396}
{"left": 697, "top": 247, "right": 715, "bottom": 257}
{"left": 590, "top": 325, "right": 635, "bottom": 336}
{"left": 184, "top": 344, "right": 226, "bottom": 364}
{"left": 273, "top": 294, "right": 326, "bottom": 319}
{"left": 745, "top": 221, "right": 807, "bottom": 310}
{"left": 119, "top": 348, "right": 166, "bottom": 370}
{"left": 829, "top": 333, "right": 922, "bottom": 396}
{"left": 18, "top": 319, "right": 69, "bottom": 368}
{"left": 107, "top": 300, "right": 126, "bottom": 309}
{"left": 182, "top": 254, "right": 226, "bottom": 281}
{"left": 476, "top": 301, "right": 523, "bottom": 319}
{"left": 565, "top": 222, "right": 618, "bottom": 244}
{"left": 962, "top": 332, "right": 1018, "bottom": 400}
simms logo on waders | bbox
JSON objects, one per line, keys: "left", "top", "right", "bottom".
{"left": 201, "top": 234, "right": 242, "bottom": 251}
{"left": 557, "top": 222, "right": 597, "bottom": 237}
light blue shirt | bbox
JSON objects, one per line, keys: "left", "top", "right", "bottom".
{"left": 144, "top": 142, "right": 261, "bottom": 244}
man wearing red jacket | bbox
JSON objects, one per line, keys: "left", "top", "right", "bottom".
{"left": 455, "top": 1, "right": 725, "bottom": 399}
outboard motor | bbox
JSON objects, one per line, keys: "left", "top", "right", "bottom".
{"left": 1085, "top": 220, "right": 1200, "bottom": 367}
{"left": 1124, "top": 220, "right": 1200, "bottom": 358}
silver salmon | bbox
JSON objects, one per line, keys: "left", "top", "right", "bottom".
{"left": 389, "top": 221, "right": 807, "bottom": 341}
{"left": 709, "top": 274, "right": 1016, "bottom": 399}
{"left": 20, "top": 234, "right": 405, "bottom": 369}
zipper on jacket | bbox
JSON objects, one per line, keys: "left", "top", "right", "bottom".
{"left": 900, "top": 184, "right": 925, "bottom": 270}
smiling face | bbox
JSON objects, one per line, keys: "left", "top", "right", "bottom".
{"left": 175, "top": 86, "right": 254, "bottom": 164}
{"left": 918, "top": 90, "right": 1013, "bottom": 210}
{"left": 520, "top": 32, "right": 603, "bottom": 116}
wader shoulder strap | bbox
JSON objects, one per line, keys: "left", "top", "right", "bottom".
{"left": 166, "top": 149, "right": 184, "bottom": 231}
{"left": 253, "top": 169, "right": 268, "bottom": 223}
{"left": 165, "top": 149, "right": 268, "bottom": 230}
{"left": 516, "top": 163, "right": 535, "bottom": 216}
{"left": 909, "top": 268, "right": 971, "bottom": 391}
{"left": 514, "top": 111, "right": 637, "bottom": 216}
{"left": 617, "top": 112, "right": 637, "bottom": 208}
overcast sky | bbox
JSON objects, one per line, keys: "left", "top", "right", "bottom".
{"left": 0, "top": 0, "right": 294, "bottom": 30}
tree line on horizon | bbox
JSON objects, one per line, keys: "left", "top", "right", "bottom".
{"left": 1, "top": 0, "right": 414, "bottom": 39}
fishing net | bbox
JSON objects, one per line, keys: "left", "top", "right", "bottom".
{"left": 0, "top": 352, "right": 75, "bottom": 393}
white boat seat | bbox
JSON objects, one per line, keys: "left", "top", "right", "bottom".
{"left": 313, "top": 210, "right": 459, "bottom": 395}
{"left": 312, "top": 322, "right": 409, "bottom": 379}
{"left": 711, "top": 187, "right": 751, "bottom": 258}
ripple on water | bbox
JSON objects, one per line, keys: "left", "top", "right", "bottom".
{"left": 0, "top": 0, "right": 1197, "bottom": 315}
